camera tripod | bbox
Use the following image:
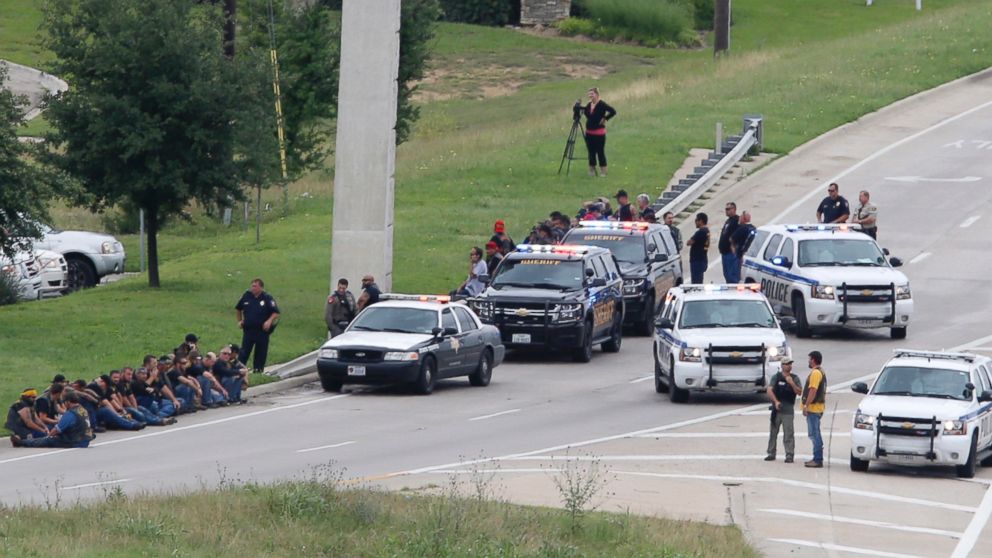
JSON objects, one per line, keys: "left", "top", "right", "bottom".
{"left": 558, "top": 106, "right": 585, "bottom": 175}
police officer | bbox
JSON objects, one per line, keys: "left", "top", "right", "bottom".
{"left": 235, "top": 278, "right": 281, "bottom": 373}
{"left": 851, "top": 190, "right": 878, "bottom": 240}
{"left": 686, "top": 212, "right": 710, "bottom": 284}
{"left": 816, "top": 182, "right": 850, "bottom": 224}
{"left": 765, "top": 357, "right": 802, "bottom": 463}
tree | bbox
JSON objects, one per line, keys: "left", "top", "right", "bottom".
{"left": 40, "top": 0, "right": 264, "bottom": 287}
{"left": 0, "top": 64, "right": 51, "bottom": 258}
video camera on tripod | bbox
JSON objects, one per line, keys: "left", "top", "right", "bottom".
{"left": 559, "top": 99, "right": 585, "bottom": 175}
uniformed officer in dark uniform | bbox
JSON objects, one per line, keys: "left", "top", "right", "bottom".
{"left": 816, "top": 182, "right": 850, "bottom": 224}
{"left": 235, "top": 278, "right": 281, "bottom": 373}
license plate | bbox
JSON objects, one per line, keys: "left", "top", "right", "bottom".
{"left": 348, "top": 365, "right": 366, "bottom": 376}
{"left": 512, "top": 333, "right": 531, "bottom": 344}
{"left": 851, "top": 319, "right": 879, "bottom": 326}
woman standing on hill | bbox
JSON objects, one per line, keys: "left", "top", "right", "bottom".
{"left": 582, "top": 87, "right": 616, "bottom": 178}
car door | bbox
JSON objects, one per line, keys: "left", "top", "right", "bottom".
{"left": 758, "top": 233, "right": 788, "bottom": 311}
{"left": 453, "top": 306, "right": 484, "bottom": 373}
{"left": 587, "top": 256, "right": 613, "bottom": 339}
{"left": 976, "top": 365, "right": 992, "bottom": 450}
{"left": 438, "top": 308, "right": 464, "bottom": 376}
{"left": 741, "top": 229, "right": 769, "bottom": 282}
{"left": 657, "top": 296, "right": 682, "bottom": 372}
{"left": 649, "top": 231, "right": 677, "bottom": 305}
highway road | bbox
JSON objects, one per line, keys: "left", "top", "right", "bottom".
{"left": 2, "top": 71, "right": 991, "bottom": 557}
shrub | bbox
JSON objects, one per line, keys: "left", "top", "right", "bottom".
{"left": 0, "top": 269, "right": 23, "bottom": 306}
{"left": 556, "top": 17, "right": 598, "bottom": 37}
{"left": 440, "top": 0, "right": 515, "bottom": 26}
{"left": 582, "top": 0, "right": 693, "bottom": 45}
{"left": 688, "top": 0, "right": 714, "bottom": 30}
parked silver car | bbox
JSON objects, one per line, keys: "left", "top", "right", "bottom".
{"left": 32, "top": 223, "right": 126, "bottom": 290}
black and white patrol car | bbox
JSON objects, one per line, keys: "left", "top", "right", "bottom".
{"left": 850, "top": 349, "right": 992, "bottom": 478}
{"left": 316, "top": 295, "right": 505, "bottom": 395}
{"left": 741, "top": 224, "right": 913, "bottom": 339}
{"left": 468, "top": 244, "right": 624, "bottom": 362}
{"left": 562, "top": 221, "right": 683, "bottom": 334}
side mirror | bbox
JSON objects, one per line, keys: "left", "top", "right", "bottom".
{"left": 979, "top": 391, "right": 992, "bottom": 403}
{"left": 477, "top": 274, "right": 490, "bottom": 284}
{"left": 770, "top": 256, "right": 792, "bottom": 269}
{"left": 431, "top": 327, "right": 443, "bottom": 338}
{"left": 889, "top": 257, "right": 903, "bottom": 268}
{"left": 779, "top": 316, "right": 797, "bottom": 329}
{"left": 444, "top": 326, "right": 459, "bottom": 336}
{"left": 882, "top": 248, "right": 891, "bottom": 256}
{"left": 653, "top": 253, "right": 666, "bottom": 263}
{"left": 654, "top": 317, "right": 674, "bottom": 329}
{"left": 589, "top": 277, "right": 607, "bottom": 288}
{"left": 585, "top": 268, "right": 595, "bottom": 277}
{"left": 851, "top": 382, "right": 869, "bottom": 394}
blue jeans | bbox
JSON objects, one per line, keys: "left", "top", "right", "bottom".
{"left": 690, "top": 259, "right": 708, "bottom": 284}
{"left": 807, "top": 412, "right": 824, "bottom": 463}
{"left": 721, "top": 253, "right": 739, "bottom": 283}
{"left": 126, "top": 406, "right": 164, "bottom": 426}
{"left": 221, "top": 376, "right": 243, "bottom": 403}
{"left": 96, "top": 407, "right": 143, "bottom": 430}
{"left": 196, "top": 377, "right": 223, "bottom": 405}
{"left": 175, "top": 384, "right": 197, "bottom": 410}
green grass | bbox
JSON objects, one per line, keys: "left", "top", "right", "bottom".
{"left": 16, "top": 113, "right": 51, "bottom": 136}
{"left": 0, "top": 478, "right": 758, "bottom": 557}
{"left": 1, "top": 0, "right": 991, "bottom": 412}
{"left": 0, "top": 0, "right": 52, "bottom": 69}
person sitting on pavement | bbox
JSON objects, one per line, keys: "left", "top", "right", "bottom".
{"left": 201, "top": 353, "right": 231, "bottom": 404}
{"left": 89, "top": 375, "right": 145, "bottom": 431}
{"left": 6, "top": 389, "right": 50, "bottom": 441}
{"left": 168, "top": 356, "right": 206, "bottom": 411}
{"left": 34, "top": 383, "right": 64, "bottom": 429}
{"left": 184, "top": 352, "right": 223, "bottom": 408}
{"left": 113, "top": 369, "right": 172, "bottom": 426}
{"left": 11, "top": 389, "right": 95, "bottom": 449}
{"left": 71, "top": 379, "right": 106, "bottom": 433}
{"left": 453, "top": 246, "right": 488, "bottom": 298}
{"left": 133, "top": 366, "right": 177, "bottom": 419}
{"left": 325, "top": 278, "right": 357, "bottom": 338}
{"left": 144, "top": 355, "right": 182, "bottom": 417}
{"left": 173, "top": 333, "right": 199, "bottom": 361}
{"left": 214, "top": 346, "right": 248, "bottom": 404}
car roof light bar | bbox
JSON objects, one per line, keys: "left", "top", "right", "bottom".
{"left": 893, "top": 349, "right": 975, "bottom": 363}
{"left": 679, "top": 283, "right": 762, "bottom": 294}
{"left": 381, "top": 293, "right": 451, "bottom": 303}
{"left": 516, "top": 244, "right": 591, "bottom": 255}
{"left": 578, "top": 221, "right": 650, "bottom": 231}
{"left": 783, "top": 224, "right": 863, "bottom": 233}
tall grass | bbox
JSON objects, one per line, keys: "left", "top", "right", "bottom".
{"left": 583, "top": 0, "right": 694, "bottom": 45}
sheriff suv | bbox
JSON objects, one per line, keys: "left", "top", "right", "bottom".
{"left": 850, "top": 349, "right": 992, "bottom": 478}
{"left": 653, "top": 284, "right": 790, "bottom": 403}
{"left": 468, "top": 244, "right": 624, "bottom": 362}
{"left": 562, "top": 221, "right": 682, "bottom": 335}
{"left": 741, "top": 224, "right": 912, "bottom": 339}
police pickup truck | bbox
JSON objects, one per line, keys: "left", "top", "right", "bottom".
{"left": 562, "top": 221, "right": 682, "bottom": 335}
{"left": 741, "top": 224, "right": 912, "bottom": 339}
{"left": 850, "top": 349, "right": 992, "bottom": 478}
{"left": 653, "top": 284, "right": 789, "bottom": 403}
{"left": 468, "top": 244, "right": 624, "bottom": 362}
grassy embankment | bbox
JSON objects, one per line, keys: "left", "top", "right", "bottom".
{"left": 0, "top": 0, "right": 990, "bottom": 409}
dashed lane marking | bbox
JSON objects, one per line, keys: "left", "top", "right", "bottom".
{"left": 950, "top": 484, "right": 992, "bottom": 558}
{"left": 960, "top": 215, "right": 982, "bottom": 228}
{"left": 296, "top": 441, "right": 356, "bottom": 454}
{"left": 760, "top": 508, "right": 962, "bottom": 539}
{"left": 64, "top": 478, "right": 131, "bottom": 491}
{"left": 468, "top": 409, "right": 521, "bottom": 422}
{"left": 909, "top": 252, "right": 932, "bottom": 265}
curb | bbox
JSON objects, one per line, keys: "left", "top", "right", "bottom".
{"left": 248, "top": 371, "right": 319, "bottom": 399}
{"left": 0, "top": 59, "right": 68, "bottom": 120}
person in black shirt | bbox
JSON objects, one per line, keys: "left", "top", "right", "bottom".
{"left": 730, "top": 211, "right": 756, "bottom": 278}
{"left": 6, "top": 389, "right": 49, "bottom": 441}
{"left": 614, "top": 190, "right": 634, "bottom": 222}
{"left": 357, "top": 275, "right": 381, "bottom": 312}
{"left": 686, "top": 212, "right": 710, "bottom": 284}
{"left": 235, "top": 277, "right": 281, "bottom": 374}
{"left": 719, "top": 202, "right": 740, "bottom": 283}
{"left": 816, "top": 182, "right": 850, "bottom": 224}
{"left": 581, "top": 87, "right": 616, "bottom": 177}
{"left": 35, "top": 383, "right": 63, "bottom": 429}
{"left": 485, "top": 241, "right": 503, "bottom": 276}
{"left": 764, "top": 358, "right": 802, "bottom": 463}
{"left": 663, "top": 212, "right": 682, "bottom": 251}
{"left": 490, "top": 220, "right": 516, "bottom": 255}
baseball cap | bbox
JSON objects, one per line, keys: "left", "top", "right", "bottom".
{"left": 485, "top": 241, "right": 499, "bottom": 249}
{"left": 185, "top": 333, "right": 199, "bottom": 343}
{"left": 494, "top": 220, "right": 506, "bottom": 233}
{"left": 781, "top": 357, "right": 794, "bottom": 365}
{"left": 615, "top": 189, "right": 629, "bottom": 199}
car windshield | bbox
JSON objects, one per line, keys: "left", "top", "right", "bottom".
{"left": 678, "top": 300, "right": 777, "bottom": 329}
{"left": 565, "top": 232, "right": 645, "bottom": 263}
{"left": 348, "top": 307, "right": 438, "bottom": 335}
{"left": 798, "top": 239, "right": 886, "bottom": 267}
{"left": 872, "top": 366, "right": 973, "bottom": 401}
{"left": 491, "top": 258, "right": 584, "bottom": 290}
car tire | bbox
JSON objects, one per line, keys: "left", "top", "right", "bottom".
{"left": 414, "top": 356, "right": 437, "bottom": 395}
{"left": 654, "top": 346, "right": 668, "bottom": 394}
{"left": 66, "top": 256, "right": 97, "bottom": 291}
{"left": 890, "top": 327, "right": 907, "bottom": 340}
{"left": 318, "top": 374, "right": 343, "bottom": 393}
{"left": 573, "top": 319, "right": 594, "bottom": 363}
{"left": 469, "top": 349, "right": 493, "bottom": 387}
{"left": 792, "top": 295, "right": 812, "bottom": 338}
{"left": 602, "top": 312, "right": 623, "bottom": 353}
{"left": 850, "top": 453, "right": 870, "bottom": 472}
{"left": 637, "top": 296, "right": 655, "bottom": 336}
{"left": 956, "top": 433, "right": 978, "bottom": 478}
{"left": 669, "top": 357, "right": 689, "bottom": 403}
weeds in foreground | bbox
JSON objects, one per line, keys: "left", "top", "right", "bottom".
{"left": 549, "top": 452, "right": 614, "bottom": 534}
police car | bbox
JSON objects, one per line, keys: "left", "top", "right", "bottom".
{"left": 562, "top": 221, "right": 683, "bottom": 335}
{"left": 740, "top": 224, "right": 912, "bottom": 339}
{"left": 468, "top": 244, "right": 624, "bottom": 363}
{"left": 850, "top": 349, "right": 992, "bottom": 478}
{"left": 653, "top": 284, "right": 789, "bottom": 403}
{"left": 316, "top": 295, "right": 505, "bottom": 395}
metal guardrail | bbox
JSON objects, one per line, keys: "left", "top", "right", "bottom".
{"left": 653, "top": 116, "right": 762, "bottom": 218}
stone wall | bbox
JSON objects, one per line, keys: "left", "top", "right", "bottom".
{"left": 520, "top": 0, "right": 571, "bottom": 26}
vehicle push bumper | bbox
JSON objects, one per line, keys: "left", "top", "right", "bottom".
{"left": 850, "top": 413, "right": 972, "bottom": 466}
{"left": 317, "top": 357, "right": 421, "bottom": 385}
{"left": 806, "top": 282, "right": 912, "bottom": 329}
{"left": 621, "top": 293, "right": 650, "bottom": 324}
{"left": 475, "top": 299, "right": 588, "bottom": 349}
{"left": 675, "top": 344, "right": 776, "bottom": 393}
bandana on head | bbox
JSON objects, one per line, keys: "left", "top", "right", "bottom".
{"left": 21, "top": 389, "right": 38, "bottom": 398}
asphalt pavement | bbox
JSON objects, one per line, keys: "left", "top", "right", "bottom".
{"left": 2, "top": 67, "right": 991, "bottom": 558}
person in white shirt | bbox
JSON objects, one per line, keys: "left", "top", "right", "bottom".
{"left": 454, "top": 247, "right": 488, "bottom": 297}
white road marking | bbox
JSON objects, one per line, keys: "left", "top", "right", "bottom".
{"left": 433, "top": 468, "right": 559, "bottom": 474}
{"left": 884, "top": 176, "right": 982, "bottom": 183}
{"left": 909, "top": 252, "right": 931, "bottom": 265}
{"left": 468, "top": 409, "right": 521, "bottom": 422}
{"left": 296, "top": 441, "right": 356, "bottom": 454}
{"left": 967, "top": 346, "right": 992, "bottom": 352}
{"left": 960, "top": 215, "right": 981, "bottom": 228}
{"left": 768, "top": 538, "right": 925, "bottom": 558}
{"left": 760, "top": 508, "right": 962, "bottom": 539}
{"left": 616, "top": 471, "right": 977, "bottom": 512}
{"left": 950, "top": 484, "right": 992, "bottom": 558}
{"left": 64, "top": 478, "right": 131, "bottom": 491}
{"left": 738, "top": 408, "right": 852, "bottom": 416}
{"left": 632, "top": 432, "right": 849, "bottom": 438}
{"left": 508, "top": 454, "right": 848, "bottom": 466}
{"left": 629, "top": 375, "right": 654, "bottom": 384}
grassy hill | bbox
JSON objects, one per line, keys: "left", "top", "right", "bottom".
{"left": 1, "top": 0, "right": 991, "bottom": 406}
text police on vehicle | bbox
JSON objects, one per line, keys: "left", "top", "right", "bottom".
{"left": 562, "top": 221, "right": 683, "bottom": 335}
{"left": 849, "top": 349, "right": 992, "bottom": 478}
{"left": 653, "top": 284, "right": 790, "bottom": 403}
{"left": 468, "top": 244, "right": 624, "bottom": 363}
{"left": 316, "top": 295, "right": 505, "bottom": 395}
{"left": 740, "top": 224, "right": 912, "bottom": 339}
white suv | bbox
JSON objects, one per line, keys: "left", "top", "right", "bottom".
{"left": 1, "top": 250, "right": 43, "bottom": 301}
{"left": 741, "top": 224, "right": 912, "bottom": 339}
{"left": 850, "top": 349, "right": 992, "bottom": 478}
{"left": 653, "top": 284, "right": 790, "bottom": 403}
{"left": 33, "top": 223, "right": 126, "bottom": 290}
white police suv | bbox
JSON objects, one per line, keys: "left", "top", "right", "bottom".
{"left": 850, "top": 349, "right": 992, "bottom": 478}
{"left": 741, "top": 224, "right": 912, "bottom": 339}
{"left": 653, "top": 284, "right": 789, "bottom": 403}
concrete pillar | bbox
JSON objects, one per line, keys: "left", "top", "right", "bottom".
{"left": 330, "top": 0, "right": 401, "bottom": 293}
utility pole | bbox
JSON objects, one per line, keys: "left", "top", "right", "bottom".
{"left": 714, "top": 0, "right": 730, "bottom": 56}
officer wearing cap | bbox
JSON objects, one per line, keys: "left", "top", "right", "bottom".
{"left": 235, "top": 278, "right": 280, "bottom": 374}
{"left": 765, "top": 357, "right": 802, "bottom": 463}
{"left": 615, "top": 190, "right": 634, "bottom": 222}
